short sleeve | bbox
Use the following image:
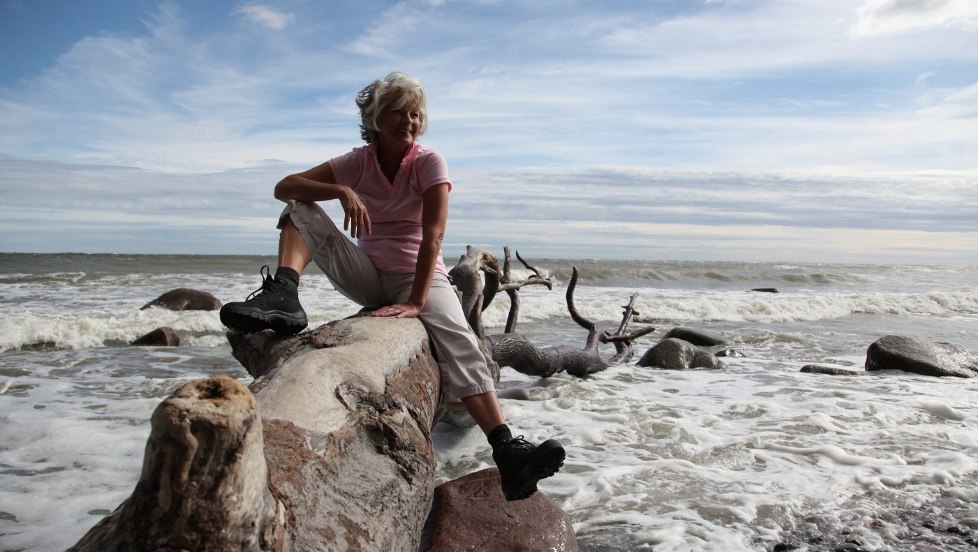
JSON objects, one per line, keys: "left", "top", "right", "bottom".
{"left": 415, "top": 149, "right": 452, "bottom": 193}
{"left": 327, "top": 147, "right": 365, "bottom": 189}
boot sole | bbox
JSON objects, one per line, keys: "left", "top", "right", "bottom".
{"left": 502, "top": 439, "right": 565, "bottom": 501}
{"left": 220, "top": 305, "right": 307, "bottom": 336}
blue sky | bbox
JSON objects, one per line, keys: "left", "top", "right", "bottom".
{"left": 1, "top": 0, "right": 976, "bottom": 264}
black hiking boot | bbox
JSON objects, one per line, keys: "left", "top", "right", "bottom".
{"left": 492, "top": 436, "right": 565, "bottom": 501}
{"left": 220, "top": 266, "right": 307, "bottom": 336}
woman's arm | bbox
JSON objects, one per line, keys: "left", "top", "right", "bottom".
{"left": 275, "top": 161, "right": 372, "bottom": 238}
{"left": 372, "top": 183, "right": 450, "bottom": 319}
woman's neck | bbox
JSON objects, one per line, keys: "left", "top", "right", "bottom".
{"left": 376, "top": 142, "right": 413, "bottom": 182}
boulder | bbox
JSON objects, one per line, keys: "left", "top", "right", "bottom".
{"left": 420, "top": 468, "right": 578, "bottom": 551}
{"left": 637, "top": 337, "right": 723, "bottom": 370}
{"left": 865, "top": 335, "right": 978, "bottom": 378}
{"left": 130, "top": 326, "right": 180, "bottom": 346}
{"left": 662, "top": 326, "right": 729, "bottom": 348}
{"left": 140, "top": 288, "right": 222, "bottom": 311}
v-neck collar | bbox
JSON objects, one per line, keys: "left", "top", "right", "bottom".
{"left": 371, "top": 142, "right": 420, "bottom": 187}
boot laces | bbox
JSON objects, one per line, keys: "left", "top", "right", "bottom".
{"left": 504, "top": 436, "right": 535, "bottom": 452}
{"left": 246, "top": 265, "right": 275, "bottom": 300}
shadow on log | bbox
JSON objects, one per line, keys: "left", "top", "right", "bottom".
{"left": 72, "top": 316, "right": 443, "bottom": 551}
{"left": 450, "top": 246, "right": 654, "bottom": 378}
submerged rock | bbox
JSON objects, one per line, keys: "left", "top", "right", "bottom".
{"left": 421, "top": 468, "right": 577, "bottom": 552}
{"left": 141, "top": 288, "right": 221, "bottom": 311}
{"left": 800, "top": 364, "right": 869, "bottom": 376}
{"left": 131, "top": 326, "right": 180, "bottom": 346}
{"left": 866, "top": 335, "right": 978, "bottom": 378}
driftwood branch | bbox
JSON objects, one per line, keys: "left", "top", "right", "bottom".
{"left": 565, "top": 267, "right": 600, "bottom": 352}
{"left": 600, "top": 292, "right": 656, "bottom": 364}
{"left": 499, "top": 247, "right": 553, "bottom": 333}
{"left": 448, "top": 246, "right": 499, "bottom": 317}
{"left": 449, "top": 248, "right": 653, "bottom": 379}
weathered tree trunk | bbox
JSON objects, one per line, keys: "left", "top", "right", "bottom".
{"left": 69, "top": 375, "right": 282, "bottom": 551}
{"left": 72, "top": 316, "right": 443, "bottom": 551}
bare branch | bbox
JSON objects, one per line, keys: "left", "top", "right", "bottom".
{"left": 565, "top": 268, "right": 600, "bottom": 351}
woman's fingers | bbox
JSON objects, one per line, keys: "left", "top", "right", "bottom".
{"left": 371, "top": 303, "right": 421, "bottom": 319}
{"left": 343, "top": 198, "right": 371, "bottom": 238}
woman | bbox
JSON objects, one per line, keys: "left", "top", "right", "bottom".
{"left": 220, "top": 72, "right": 564, "bottom": 501}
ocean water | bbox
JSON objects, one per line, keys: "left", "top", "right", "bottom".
{"left": 1, "top": 253, "right": 977, "bottom": 551}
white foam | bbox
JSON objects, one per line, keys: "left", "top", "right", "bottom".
{"left": 3, "top": 258, "right": 978, "bottom": 551}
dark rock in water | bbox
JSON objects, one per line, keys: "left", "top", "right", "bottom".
{"left": 800, "top": 364, "right": 869, "bottom": 376}
{"left": 131, "top": 326, "right": 180, "bottom": 346}
{"left": 750, "top": 287, "right": 779, "bottom": 293}
{"left": 141, "top": 288, "right": 221, "bottom": 311}
{"left": 663, "top": 326, "right": 729, "bottom": 347}
{"left": 637, "top": 337, "right": 723, "bottom": 370}
{"left": 420, "top": 468, "right": 578, "bottom": 552}
{"left": 866, "top": 335, "right": 978, "bottom": 378}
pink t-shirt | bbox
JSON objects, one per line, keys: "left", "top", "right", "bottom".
{"left": 328, "top": 143, "right": 452, "bottom": 274}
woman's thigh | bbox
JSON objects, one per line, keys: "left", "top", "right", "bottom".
{"left": 281, "top": 200, "right": 388, "bottom": 307}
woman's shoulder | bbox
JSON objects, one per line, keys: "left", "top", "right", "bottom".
{"left": 330, "top": 144, "right": 372, "bottom": 162}
{"left": 413, "top": 143, "right": 447, "bottom": 165}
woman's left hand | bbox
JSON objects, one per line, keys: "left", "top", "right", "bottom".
{"left": 371, "top": 302, "right": 422, "bottom": 319}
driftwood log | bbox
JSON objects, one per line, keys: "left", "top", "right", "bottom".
{"left": 71, "top": 316, "right": 443, "bottom": 551}
{"left": 450, "top": 246, "right": 654, "bottom": 377}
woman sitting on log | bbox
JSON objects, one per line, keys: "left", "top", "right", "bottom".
{"left": 220, "top": 72, "right": 564, "bottom": 501}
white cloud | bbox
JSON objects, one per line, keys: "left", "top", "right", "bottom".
{"left": 3, "top": 158, "right": 975, "bottom": 262}
{"left": 852, "top": 0, "right": 978, "bottom": 37}
{"left": 1, "top": 1, "right": 977, "bottom": 261}
{"left": 233, "top": 4, "right": 295, "bottom": 31}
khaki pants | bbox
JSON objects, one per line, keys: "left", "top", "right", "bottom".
{"left": 280, "top": 200, "right": 496, "bottom": 401}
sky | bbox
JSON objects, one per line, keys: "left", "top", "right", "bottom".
{"left": 1, "top": 0, "right": 976, "bottom": 264}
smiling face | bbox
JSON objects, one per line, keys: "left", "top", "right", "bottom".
{"left": 375, "top": 96, "right": 422, "bottom": 153}
{"left": 357, "top": 73, "right": 429, "bottom": 145}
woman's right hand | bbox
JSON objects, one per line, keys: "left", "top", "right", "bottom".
{"left": 275, "top": 162, "right": 370, "bottom": 238}
{"left": 340, "top": 188, "right": 371, "bottom": 238}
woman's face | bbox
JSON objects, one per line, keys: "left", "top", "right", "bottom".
{"left": 375, "top": 97, "right": 422, "bottom": 151}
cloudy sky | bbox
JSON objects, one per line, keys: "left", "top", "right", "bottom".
{"left": 1, "top": 0, "right": 976, "bottom": 264}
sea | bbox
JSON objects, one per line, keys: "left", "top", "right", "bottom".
{"left": 1, "top": 252, "right": 977, "bottom": 551}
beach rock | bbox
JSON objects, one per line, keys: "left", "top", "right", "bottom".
{"left": 420, "top": 468, "right": 578, "bottom": 552}
{"left": 800, "top": 364, "right": 869, "bottom": 376}
{"left": 140, "top": 288, "right": 222, "bottom": 311}
{"left": 131, "top": 326, "right": 180, "bottom": 346}
{"left": 637, "top": 337, "right": 723, "bottom": 370}
{"left": 663, "top": 326, "right": 729, "bottom": 347}
{"left": 865, "top": 335, "right": 978, "bottom": 378}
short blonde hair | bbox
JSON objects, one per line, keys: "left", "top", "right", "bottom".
{"left": 356, "top": 72, "right": 429, "bottom": 143}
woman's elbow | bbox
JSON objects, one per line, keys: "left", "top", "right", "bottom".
{"left": 273, "top": 176, "right": 294, "bottom": 201}
{"left": 422, "top": 233, "right": 444, "bottom": 253}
